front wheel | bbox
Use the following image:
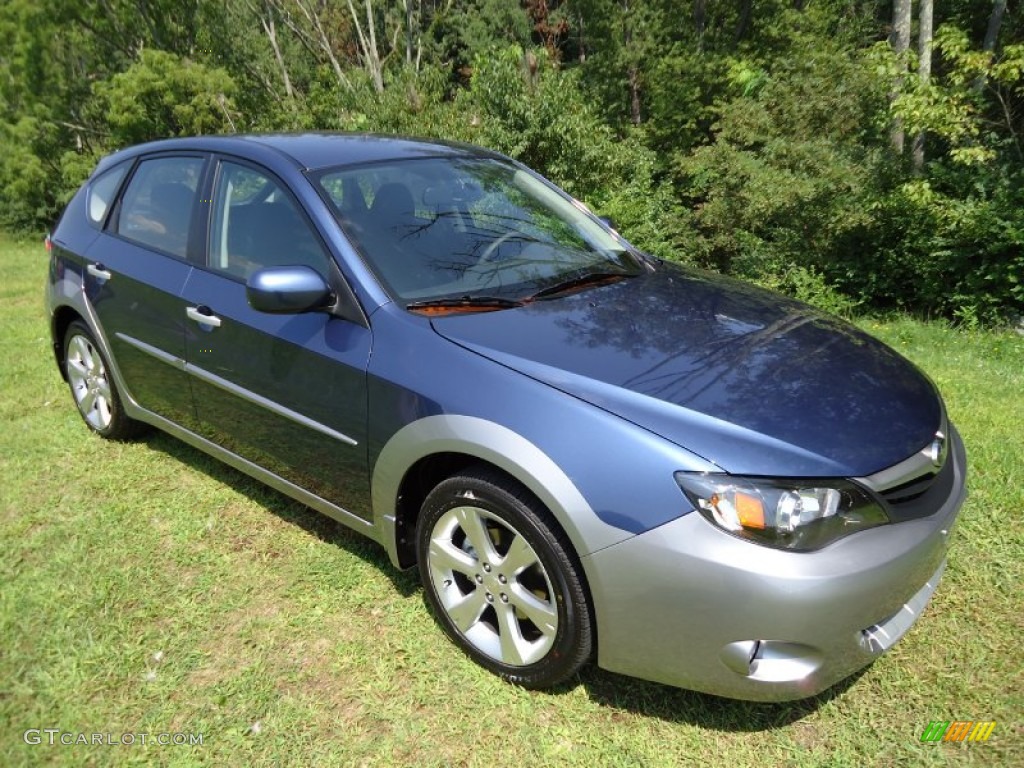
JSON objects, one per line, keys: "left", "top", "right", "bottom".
{"left": 417, "top": 468, "right": 593, "bottom": 688}
{"left": 63, "top": 320, "right": 145, "bottom": 440}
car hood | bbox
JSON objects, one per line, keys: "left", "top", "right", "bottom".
{"left": 430, "top": 262, "right": 942, "bottom": 477}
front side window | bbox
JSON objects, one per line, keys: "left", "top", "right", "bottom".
{"left": 316, "top": 157, "right": 641, "bottom": 305}
{"left": 115, "top": 157, "right": 204, "bottom": 258}
{"left": 208, "top": 162, "right": 329, "bottom": 280}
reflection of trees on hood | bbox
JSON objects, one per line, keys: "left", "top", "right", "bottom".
{"left": 511, "top": 263, "right": 938, "bottom": 469}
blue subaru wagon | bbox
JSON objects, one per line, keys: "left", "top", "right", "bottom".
{"left": 46, "top": 133, "right": 966, "bottom": 700}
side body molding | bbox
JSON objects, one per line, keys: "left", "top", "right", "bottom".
{"left": 372, "top": 414, "right": 630, "bottom": 569}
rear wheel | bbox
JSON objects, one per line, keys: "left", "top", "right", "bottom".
{"left": 63, "top": 320, "right": 145, "bottom": 440}
{"left": 417, "top": 468, "right": 593, "bottom": 688}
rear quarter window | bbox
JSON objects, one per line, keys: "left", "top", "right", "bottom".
{"left": 86, "top": 164, "right": 129, "bottom": 227}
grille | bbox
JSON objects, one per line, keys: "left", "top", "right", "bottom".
{"left": 874, "top": 450, "right": 955, "bottom": 523}
{"left": 879, "top": 469, "right": 940, "bottom": 504}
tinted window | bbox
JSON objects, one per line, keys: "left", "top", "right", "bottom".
{"left": 87, "top": 164, "right": 128, "bottom": 227}
{"left": 208, "top": 162, "right": 329, "bottom": 279}
{"left": 116, "top": 157, "right": 204, "bottom": 258}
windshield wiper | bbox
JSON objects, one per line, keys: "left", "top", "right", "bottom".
{"left": 529, "top": 270, "right": 634, "bottom": 301}
{"left": 406, "top": 295, "right": 524, "bottom": 315}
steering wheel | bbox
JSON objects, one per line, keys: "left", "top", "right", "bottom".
{"left": 477, "top": 230, "right": 520, "bottom": 265}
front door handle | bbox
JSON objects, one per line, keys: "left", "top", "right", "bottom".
{"left": 186, "top": 305, "right": 222, "bottom": 328}
{"left": 87, "top": 263, "right": 112, "bottom": 281}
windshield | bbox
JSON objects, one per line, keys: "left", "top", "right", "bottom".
{"left": 315, "top": 156, "right": 641, "bottom": 307}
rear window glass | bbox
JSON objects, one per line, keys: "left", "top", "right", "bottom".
{"left": 87, "top": 164, "right": 128, "bottom": 227}
{"left": 115, "top": 157, "right": 205, "bottom": 258}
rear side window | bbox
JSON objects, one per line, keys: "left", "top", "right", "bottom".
{"left": 87, "top": 164, "right": 128, "bottom": 227}
{"left": 115, "top": 157, "right": 205, "bottom": 258}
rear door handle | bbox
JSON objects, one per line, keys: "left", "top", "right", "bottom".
{"left": 87, "top": 263, "right": 112, "bottom": 281}
{"left": 186, "top": 305, "right": 222, "bottom": 328}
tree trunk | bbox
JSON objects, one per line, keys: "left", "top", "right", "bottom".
{"left": 694, "top": 0, "right": 706, "bottom": 50}
{"left": 889, "top": 0, "right": 912, "bottom": 51}
{"left": 628, "top": 64, "right": 641, "bottom": 124}
{"left": 913, "top": 0, "right": 933, "bottom": 173}
{"left": 973, "top": 0, "right": 1008, "bottom": 92}
{"left": 403, "top": 0, "right": 413, "bottom": 66}
{"left": 345, "top": 0, "right": 385, "bottom": 92}
{"left": 733, "top": 0, "right": 753, "bottom": 46}
{"left": 983, "top": 0, "right": 1007, "bottom": 52}
{"left": 284, "top": 0, "right": 354, "bottom": 92}
{"left": 889, "top": 0, "right": 912, "bottom": 154}
{"left": 261, "top": 14, "right": 294, "bottom": 99}
{"left": 578, "top": 12, "right": 586, "bottom": 63}
{"left": 623, "top": 0, "right": 640, "bottom": 124}
{"left": 365, "top": 0, "right": 384, "bottom": 92}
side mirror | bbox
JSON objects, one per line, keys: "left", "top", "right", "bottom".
{"left": 246, "top": 266, "right": 333, "bottom": 314}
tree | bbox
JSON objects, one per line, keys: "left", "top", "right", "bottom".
{"left": 913, "top": 0, "right": 934, "bottom": 172}
{"left": 890, "top": 0, "right": 913, "bottom": 153}
{"left": 345, "top": 0, "right": 386, "bottom": 92}
{"left": 95, "top": 49, "right": 239, "bottom": 146}
{"left": 973, "top": 0, "right": 1008, "bottom": 91}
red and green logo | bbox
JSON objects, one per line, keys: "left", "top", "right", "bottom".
{"left": 920, "top": 721, "right": 996, "bottom": 743}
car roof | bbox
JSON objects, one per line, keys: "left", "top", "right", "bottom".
{"left": 96, "top": 133, "right": 506, "bottom": 173}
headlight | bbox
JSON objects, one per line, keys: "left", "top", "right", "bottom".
{"left": 674, "top": 472, "right": 889, "bottom": 551}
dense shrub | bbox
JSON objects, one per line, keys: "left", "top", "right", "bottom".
{"left": 677, "top": 38, "right": 888, "bottom": 288}
{"left": 463, "top": 45, "right": 691, "bottom": 260}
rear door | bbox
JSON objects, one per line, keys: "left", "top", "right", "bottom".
{"left": 84, "top": 154, "right": 208, "bottom": 427}
{"left": 180, "top": 157, "right": 372, "bottom": 517}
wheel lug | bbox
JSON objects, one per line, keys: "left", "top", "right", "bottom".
{"left": 475, "top": 574, "right": 483, "bottom": 583}
{"left": 485, "top": 592, "right": 494, "bottom": 603}
{"left": 500, "top": 593, "right": 509, "bottom": 603}
{"left": 498, "top": 574, "right": 507, "bottom": 584}
{"left": 483, "top": 563, "right": 491, "bottom": 572}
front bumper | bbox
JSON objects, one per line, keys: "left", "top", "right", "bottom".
{"left": 583, "top": 428, "right": 967, "bottom": 701}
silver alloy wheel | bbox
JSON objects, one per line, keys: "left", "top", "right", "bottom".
{"left": 427, "top": 504, "right": 559, "bottom": 667}
{"left": 66, "top": 333, "right": 114, "bottom": 431}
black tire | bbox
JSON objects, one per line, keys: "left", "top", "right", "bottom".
{"left": 63, "top": 320, "right": 146, "bottom": 440}
{"left": 417, "top": 466, "right": 593, "bottom": 688}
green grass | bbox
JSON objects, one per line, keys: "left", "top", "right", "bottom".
{"left": 1, "top": 230, "right": 1021, "bottom": 766}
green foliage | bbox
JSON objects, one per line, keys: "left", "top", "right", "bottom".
{"left": 854, "top": 24, "right": 1024, "bottom": 321}
{"left": 466, "top": 45, "right": 614, "bottom": 194}
{"left": 0, "top": 0, "right": 1022, "bottom": 322}
{"left": 0, "top": 116, "right": 56, "bottom": 231}
{"left": 303, "top": 64, "right": 469, "bottom": 139}
{"left": 464, "top": 45, "right": 690, "bottom": 259}
{"left": 678, "top": 37, "right": 887, "bottom": 278}
{"left": 643, "top": 47, "right": 731, "bottom": 153}
{"left": 94, "top": 49, "right": 239, "bottom": 147}
{"left": 881, "top": 26, "right": 1024, "bottom": 166}
{"left": 754, "top": 265, "right": 862, "bottom": 318}
{"left": 426, "top": 0, "right": 532, "bottom": 80}
{"left": 856, "top": 172, "right": 1024, "bottom": 322}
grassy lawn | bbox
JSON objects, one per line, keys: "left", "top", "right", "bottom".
{"left": 1, "top": 230, "right": 1021, "bottom": 767}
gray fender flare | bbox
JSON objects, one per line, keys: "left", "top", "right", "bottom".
{"left": 371, "top": 414, "right": 633, "bottom": 568}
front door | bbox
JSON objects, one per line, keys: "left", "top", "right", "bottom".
{"left": 181, "top": 158, "right": 372, "bottom": 517}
